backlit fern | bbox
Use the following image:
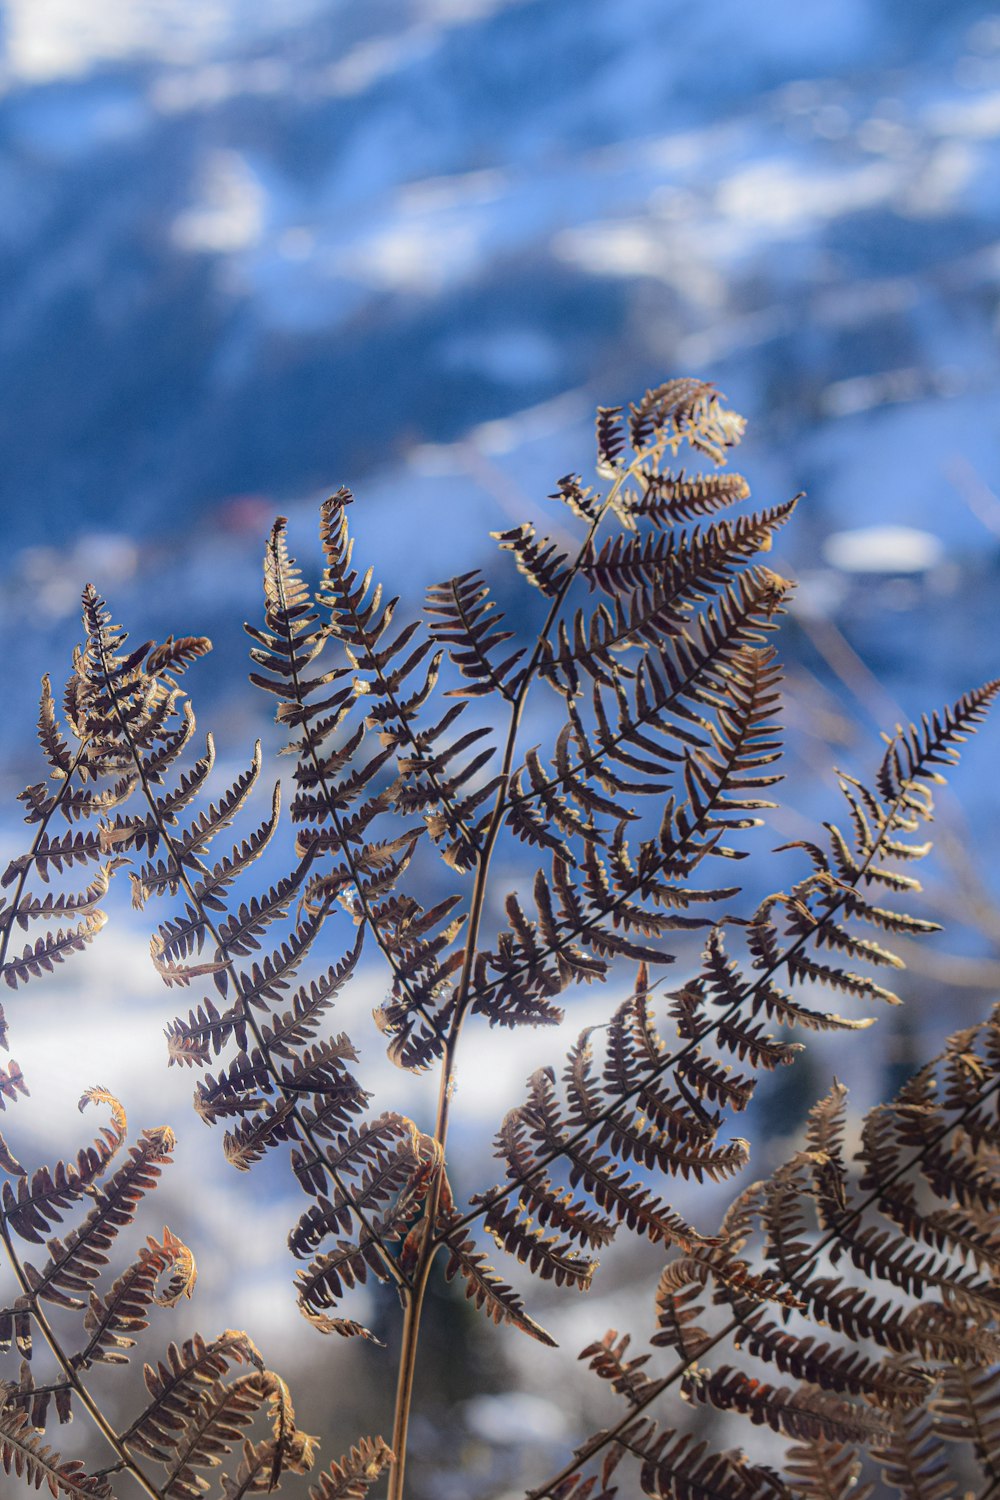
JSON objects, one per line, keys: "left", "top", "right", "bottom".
{"left": 0, "top": 378, "right": 997, "bottom": 1499}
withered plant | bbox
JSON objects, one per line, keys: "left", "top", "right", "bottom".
{"left": 1, "top": 380, "right": 998, "bottom": 1500}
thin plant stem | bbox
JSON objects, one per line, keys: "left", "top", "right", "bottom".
{"left": 386, "top": 444, "right": 661, "bottom": 1500}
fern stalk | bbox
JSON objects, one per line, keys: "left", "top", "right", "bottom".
{"left": 387, "top": 442, "right": 664, "bottom": 1500}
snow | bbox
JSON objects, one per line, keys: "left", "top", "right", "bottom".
{"left": 171, "top": 148, "right": 266, "bottom": 254}
{"left": 1, "top": 0, "right": 329, "bottom": 81}
{"left": 823, "top": 523, "right": 945, "bottom": 574}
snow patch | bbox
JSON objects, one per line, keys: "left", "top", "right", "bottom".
{"left": 823, "top": 525, "right": 944, "bottom": 575}
{"left": 172, "top": 149, "right": 265, "bottom": 254}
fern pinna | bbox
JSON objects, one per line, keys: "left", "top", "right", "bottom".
{"left": 0, "top": 377, "right": 996, "bottom": 1499}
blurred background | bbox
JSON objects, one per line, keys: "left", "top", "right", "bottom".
{"left": 2, "top": 1, "right": 1000, "bottom": 1495}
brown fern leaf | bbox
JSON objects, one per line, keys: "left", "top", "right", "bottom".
{"left": 293, "top": 1237, "right": 389, "bottom": 1331}
{"left": 876, "top": 683, "right": 1000, "bottom": 807}
{"left": 486, "top": 1065, "right": 715, "bottom": 1263}
{"left": 8, "top": 866, "right": 119, "bottom": 929}
{"left": 627, "top": 379, "right": 747, "bottom": 462}
{"left": 870, "top": 1403, "right": 957, "bottom": 1500}
{"left": 176, "top": 782, "right": 283, "bottom": 917}
{"left": 158, "top": 1373, "right": 270, "bottom": 1500}
{"left": 219, "top": 1431, "right": 318, "bottom": 1498}
{"left": 145, "top": 636, "right": 213, "bottom": 679}
{"left": 72, "top": 1226, "right": 196, "bottom": 1370}
{"left": 493, "top": 523, "right": 571, "bottom": 598}
{"left": 1, "top": 914, "right": 106, "bottom": 990}
{"left": 739, "top": 682, "right": 1000, "bottom": 1036}
{"left": 2, "top": 1088, "right": 129, "bottom": 1246}
{"left": 101, "top": 736, "right": 218, "bottom": 858}
{"left": 0, "top": 1081, "right": 314, "bottom": 1492}
{"left": 637, "top": 1427, "right": 786, "bottom": 1500}
{"left": 308, "top": 1436, "right": 393, "bottom": 1500}
{"left": 476, "top": 640, "right": 788, "bottom": 1037}
{"left": 581, "top": 500, "right": 795, "bottom": 601}
{"left": 36, "top": 673, "right": 74, "bottom": 779}
{"left": 219, "top": 1441, "right": 288, "bottom": 1498}
{"left": 440, "top": 1217, "right": 557, "bottom": 1346}
{"left": 123, "top": 1330, "right": 262, "bottom": 1462}
{"left": 15, "top": 381, "right": 998, "bottom": 1500}
{"left": 0, "top": 1404, "right": 111, "bottom": 1498}
{"left": 313, "top": 493, "right": 489, "bottom": 876}
{"left": 289, "top": 1129, "right": 425, "bottom": 1262}
{"left": 134, "top": 697, "right": 199, "bottom": 785}
{"left": 164, "top": 996, "right": 246, "bottom": 1068}
{"left": 129, "top": 743, "right": 265, "bottom": 906}
{"left": 551, "top": 472, "right": 604, "bottom": 524}
{"left": 730, "top": 1313, "right": 932, "bottom": 1411}
{"left": 595, "top": 404, "right": 627, "bottom": 475}
{"left": 222, "top": 1100, "right": 298, "bottom": 1172}
{"left": 1, "top": 831, "right": 109, "bottom": 890}
{"left": 783, "top": 1440, "right": 873, "bottom": 1500}
{"left": 17, "top": 1126, "right": 176, "bottom": 1319}
{"left": 0, "top": 1061, "right": 28, "bottom": 1112}
{"left": 650, "top": 1259, "right": 712, "bottom": 1358}
{"left": 931, "top": 1360, "right": 1000, "bottom": 1469}
{"left": 580, "top": 1328, "right": 660, "bottom": 1407}
{"left": 248, "top": 516, "right": 334, "bottom": 734}
{"left": 425, "top": 570, "right": 525, "bottom": 701}
{"left": 288, "top": 1117, "right": 440, "bottom": 1337}
{"left": 289, "top": 1110, "right": 417, "bottom": 1196}
{"left": 212, "top": 864, "right": 313, "bottom": 965}
{"left": 258, "top": 936, "right": 364, "bottom": 1061}
{"left": 475, "top": 1200, "right": 597, "bottom": 1291}
{"left": 681, "top": 1365, "right": 889, "bottom": 1445}
{"left": 627, "top": 468, "right": 752, "bottom": 527}
{"left": 75, "top": 586, "right": 156, "bottom": 739}
{"left": 149, "top": 933, "right": 227, "bottom": 990}
{"left": 4, "top": 1357, "right": 74, "bottom": 1429}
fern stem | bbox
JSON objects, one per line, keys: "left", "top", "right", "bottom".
{"left": 387, "top": 448, "right": 655, "bottom": 1500}
{"left": 0, "top": 1211, "right": 166, "bottom": 1500}
{"left": 449, "top": 441, "right": 661, "bottom": 1044}
{"left": 92, "top": 634, "right": 412, "bottom": 1297}
{"left": 386, "top": 1025, "right": 453, "bottom": 1500}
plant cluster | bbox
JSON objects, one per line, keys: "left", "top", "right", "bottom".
{"left": 0, "top": 379, "right": 997, "bottom": 1500}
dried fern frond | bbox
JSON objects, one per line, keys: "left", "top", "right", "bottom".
{"left": 530, "top": 997, "right": 1000, "bottom": 1499}
{"left": 0, "top": 1089, "right": 316, "bottom": 1499}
